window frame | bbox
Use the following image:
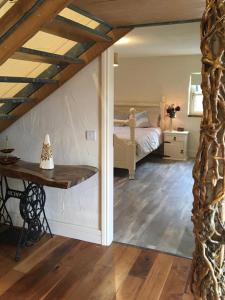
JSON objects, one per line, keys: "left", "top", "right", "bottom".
{"left": 188, "top": 73, "right": 203, "bottom": 117}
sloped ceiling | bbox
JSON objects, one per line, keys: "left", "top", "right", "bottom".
{"left": 72, "top": 0, "right": 205, "bottom": 27}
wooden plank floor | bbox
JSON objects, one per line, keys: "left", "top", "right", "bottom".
{"left": 114, "top": 156, "right": 194, "bottom": 258}
{"left": 0, "top": 234, "right": 194, "bottom": 299}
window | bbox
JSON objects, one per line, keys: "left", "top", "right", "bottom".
{"left": 188, "top": 73, "right": 203, "bottom": 117}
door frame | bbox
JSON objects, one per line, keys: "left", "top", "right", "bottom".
{"left": 101, "top": 48, "right": 114, "bottom": 245}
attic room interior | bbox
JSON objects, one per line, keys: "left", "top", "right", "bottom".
{"left": 0, "top": 1, "right": 224, "bottom": 300}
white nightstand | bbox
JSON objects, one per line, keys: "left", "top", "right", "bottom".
{"left": 163, "top": 130, "right": 189, "bottom": 160}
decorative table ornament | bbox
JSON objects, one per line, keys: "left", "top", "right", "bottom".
{"left": 0, "top": 156, "right": 20, "bottom": 165}
{"left": 40, "top": 134, "right": 54, "bottom": 170}
{"left": 166, "top": 104, "right": 181, "bottom": 131}
{"left": 0, "top": 136, "right": 20, "bottom": 165}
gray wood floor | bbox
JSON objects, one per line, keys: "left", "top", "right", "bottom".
{"left": 114, "top": 156, "right": 194, "bottom": 258}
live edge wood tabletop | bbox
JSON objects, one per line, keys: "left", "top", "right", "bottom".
{"left": 0, "top": 160, "right": 98, "bottom": 261}
{"left": 0, "top": 160, "right": 98, "bottom": 189}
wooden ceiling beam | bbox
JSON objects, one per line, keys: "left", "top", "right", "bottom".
{"left": 0, "top": 76, "right": 57, "bottom": 84}
{"left": 0, "top": 0, "right": 73, "bottom": 67}
{"left": 13, "top": 47, "right": 85, "bottom": 66}
{"left": 42, "top": 15, "right": 112, "bottom": 43}
{"left": 0, "top": 0, "right": 37, "bottom": 39}
{"left": 0, "top": 27, "right": 131, "bottom": 132}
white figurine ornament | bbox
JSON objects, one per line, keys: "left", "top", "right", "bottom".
{"left": 40, "top": 134, "right": 54, "bottom": 170}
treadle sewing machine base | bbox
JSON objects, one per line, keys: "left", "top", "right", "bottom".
{"left": 0, "top": 160, "right": 98, "bottom": 261}
{"left": 0, "top": 176, "right": 52, "bottom": 261}
{"left": 0, "top": 226, "right": 52, "bottom": 258}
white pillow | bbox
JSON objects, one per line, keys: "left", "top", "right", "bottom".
{"left": 135, "top": 111, "right": 150, "bottom": 128}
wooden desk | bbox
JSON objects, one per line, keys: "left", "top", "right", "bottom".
{"left": 0, "top": 160, "right": 98, "bottom": 260}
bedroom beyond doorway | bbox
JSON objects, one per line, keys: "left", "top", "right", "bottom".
{"left": 112, "top": 22, "right": 201, "bottom": 259}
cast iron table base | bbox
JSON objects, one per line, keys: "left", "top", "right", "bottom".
{"left": 0, "top": 176, "right": 52, "bottom": 261}
{"left": 0, "top": 160, "right": 98, "bottom": 261}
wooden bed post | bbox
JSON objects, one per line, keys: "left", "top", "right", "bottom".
{"left": 192, "top": 0, "right": 225, "bottom": 299}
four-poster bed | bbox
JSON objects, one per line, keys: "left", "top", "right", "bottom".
{"left": 113, "top": 99, "right": 165, "bottom": 179}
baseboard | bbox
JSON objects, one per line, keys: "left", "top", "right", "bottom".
{"left": 8, "top": 212, "right": 102, "bottom": 244}
{"left": 48, "top": 219, "right": 102, "bottom": 244}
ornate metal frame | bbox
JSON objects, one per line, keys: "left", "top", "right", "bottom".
{"left": 192, "top": 0, "right": 225, "bottom": 299}
{"left": 0, "top": 176, "right": 52, "bottom": 261}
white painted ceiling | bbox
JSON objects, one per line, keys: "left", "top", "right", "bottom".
{"left": 114, "top": 22, "right": 201, "bottom": 58}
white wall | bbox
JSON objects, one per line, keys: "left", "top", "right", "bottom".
{"left": 115, "top": 55, "right": 202, "bottom": 157}
{"left": 1, "top": 58, "right": 102, "bottom": 243}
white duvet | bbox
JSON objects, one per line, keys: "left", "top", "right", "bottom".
{"left": 114, "top": 127, "right": 162, "bottom": 156}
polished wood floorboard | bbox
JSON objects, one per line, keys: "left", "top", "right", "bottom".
{"left": 114, "top": 156, "right": 194, "bottom": 258}
{"left": 0, "top": 235, "right": 193, "bottom": 299}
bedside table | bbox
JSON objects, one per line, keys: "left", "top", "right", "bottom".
{"left": 163, "top": 130, "right": 189, "bottom": 160}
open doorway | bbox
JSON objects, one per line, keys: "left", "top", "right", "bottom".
{"left": 112, "top": 22, "right": 202, "bottom": 258}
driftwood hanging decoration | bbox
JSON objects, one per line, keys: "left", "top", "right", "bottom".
{"left": 192, "top": 0, "right": 225, "bottom": 299}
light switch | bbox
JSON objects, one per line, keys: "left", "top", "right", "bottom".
{"left": 86, "top": 130, "right": 96, "bottom": 141}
